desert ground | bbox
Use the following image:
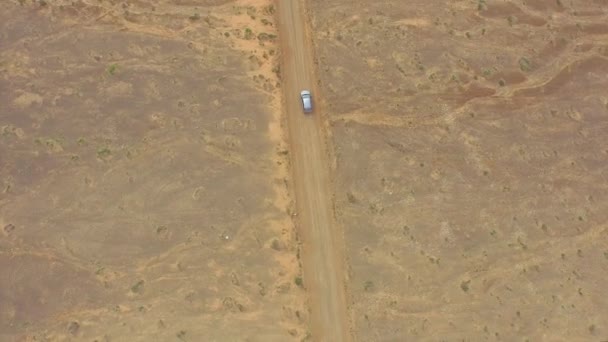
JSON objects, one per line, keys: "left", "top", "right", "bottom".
{"left": 3, "top": 0, "right": 608, "bottom": 341}
{"left": 1, "top": 0, "right": 309, "bottom": 340}
{"left": 309, "top": 0, "right": 608, "bottom": 340}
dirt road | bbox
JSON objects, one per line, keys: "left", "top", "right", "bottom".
{"left": 275, "top": 0, "right": 350, "bottom": 341}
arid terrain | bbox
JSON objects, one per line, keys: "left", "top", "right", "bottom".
{"left": 3, "top": 0, "right": 608, "bottom": 341}
{"left": 1, "top": 0, "right": 309, "bottom": 341}
{"left": 309, "top": 0, "right": 608, "bottom": 340}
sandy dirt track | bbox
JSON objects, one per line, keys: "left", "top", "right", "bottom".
{"left": 275, "top": 0, "right": 350, "bottom": 341}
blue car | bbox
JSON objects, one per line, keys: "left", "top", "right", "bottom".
{"left": 300, "top": 90, "right": 312, "bottom": 113}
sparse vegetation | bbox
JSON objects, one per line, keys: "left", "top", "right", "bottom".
{"left": 258, "top": 32, "right": 277, "bottom": 42}
{"left": 67, "top": 321, "right": 79, "bottom": 335}
{"left": 263, "top": 4, "right": 275, "bottom": 15}
{"left": 244, "top": 28, "right": 254, "bottom": 40}
{"left": 272, "top": 65, "right": 281, "bottom": 78}
{"left": 368, "top": 202, "right": 384, "bottom": 214}
{"left": 519, "top": 57, "right": 532, "bottom": 72}
{"left": 461, "top": 280, "right": 471, "bottom": 292}
{"left": 222, "top": 297, "right": 245, "bottom": 312}
{"left": 517, "top": 237, "right": 528, "bottom": 249}
{"left": 271, "top": 239, "right": 281, "bottom": 250}
{"left": 396, "top": 64, "right": 406, "bottom": 76}
{"left": 107, "top": 63, "right": 118, "bottom": 75}
{"left": 3, "top": 224, "right": 15, "bottom": 234}
{"left": 156, "top": 225, "right": 168, "bottom": 235}
{"left": 97, "top": 147, "right": 111, "bottom": 158}
{"left": 346, "top": 192, "right": 357, "bottom": 203}
{"left": 130, "top": 280, "right": 144, "bottom": 294}
{"left": 295, "top": 276, "right": 303, "bottom": 287}
{"left": 5, "top": 0, "right": 608, "bottom": 340}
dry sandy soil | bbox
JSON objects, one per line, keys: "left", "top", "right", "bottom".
{"left": 1, "top": 0, "right": 309, "bottom": 341}
{"left": 4, "top": 0, "right": 608, "bottom": 341}
{"left": 309, "top": 0, "right": 608, "bottom": 341}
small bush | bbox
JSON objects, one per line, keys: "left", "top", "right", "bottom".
{"left": 346, "top": 192, "right": 357, "bottom": 204}
{"left": 460, "top": 280, "right": 471, "bottom": 292}
{"left": 519, "top": 57, "right": 532, "bottom": 72}
{"left": 271, "top": 239, "right": 281, "bottom": 250}
{"left": 263, "top": 4, "right": 275, "bottom": 15}
{"left": 107, "top": 64, "right": 118, "bottom": 75}
{"left": 131, "top": 280, "right": 145, "bottom": 293}
{"left": 258, "top": 32, "right": 277, "bottom": 41}
{"left": 272, "top": 65, "right": 281, "bottom": 78}
{"left": 244, "top": 28, "right": 254, "bottom": 40}
{"left": 97, "top": 147, "right": 111, "bottom": 158}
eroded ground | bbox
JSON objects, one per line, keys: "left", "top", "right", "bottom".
{"left": 1, "top": 0, "right": 307, "bottom": 340}
{"left": 310, "top": 0, "right": 608, "bottom": 340}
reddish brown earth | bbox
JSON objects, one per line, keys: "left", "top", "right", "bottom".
{"left": 308, "top": 0, "right": 608, "bottom": 340}
{"left": 1, "top": 0, "right": 308, "bottom": 340}
{"left": 3, "top": 0, "right": 608, "bottom": 341}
